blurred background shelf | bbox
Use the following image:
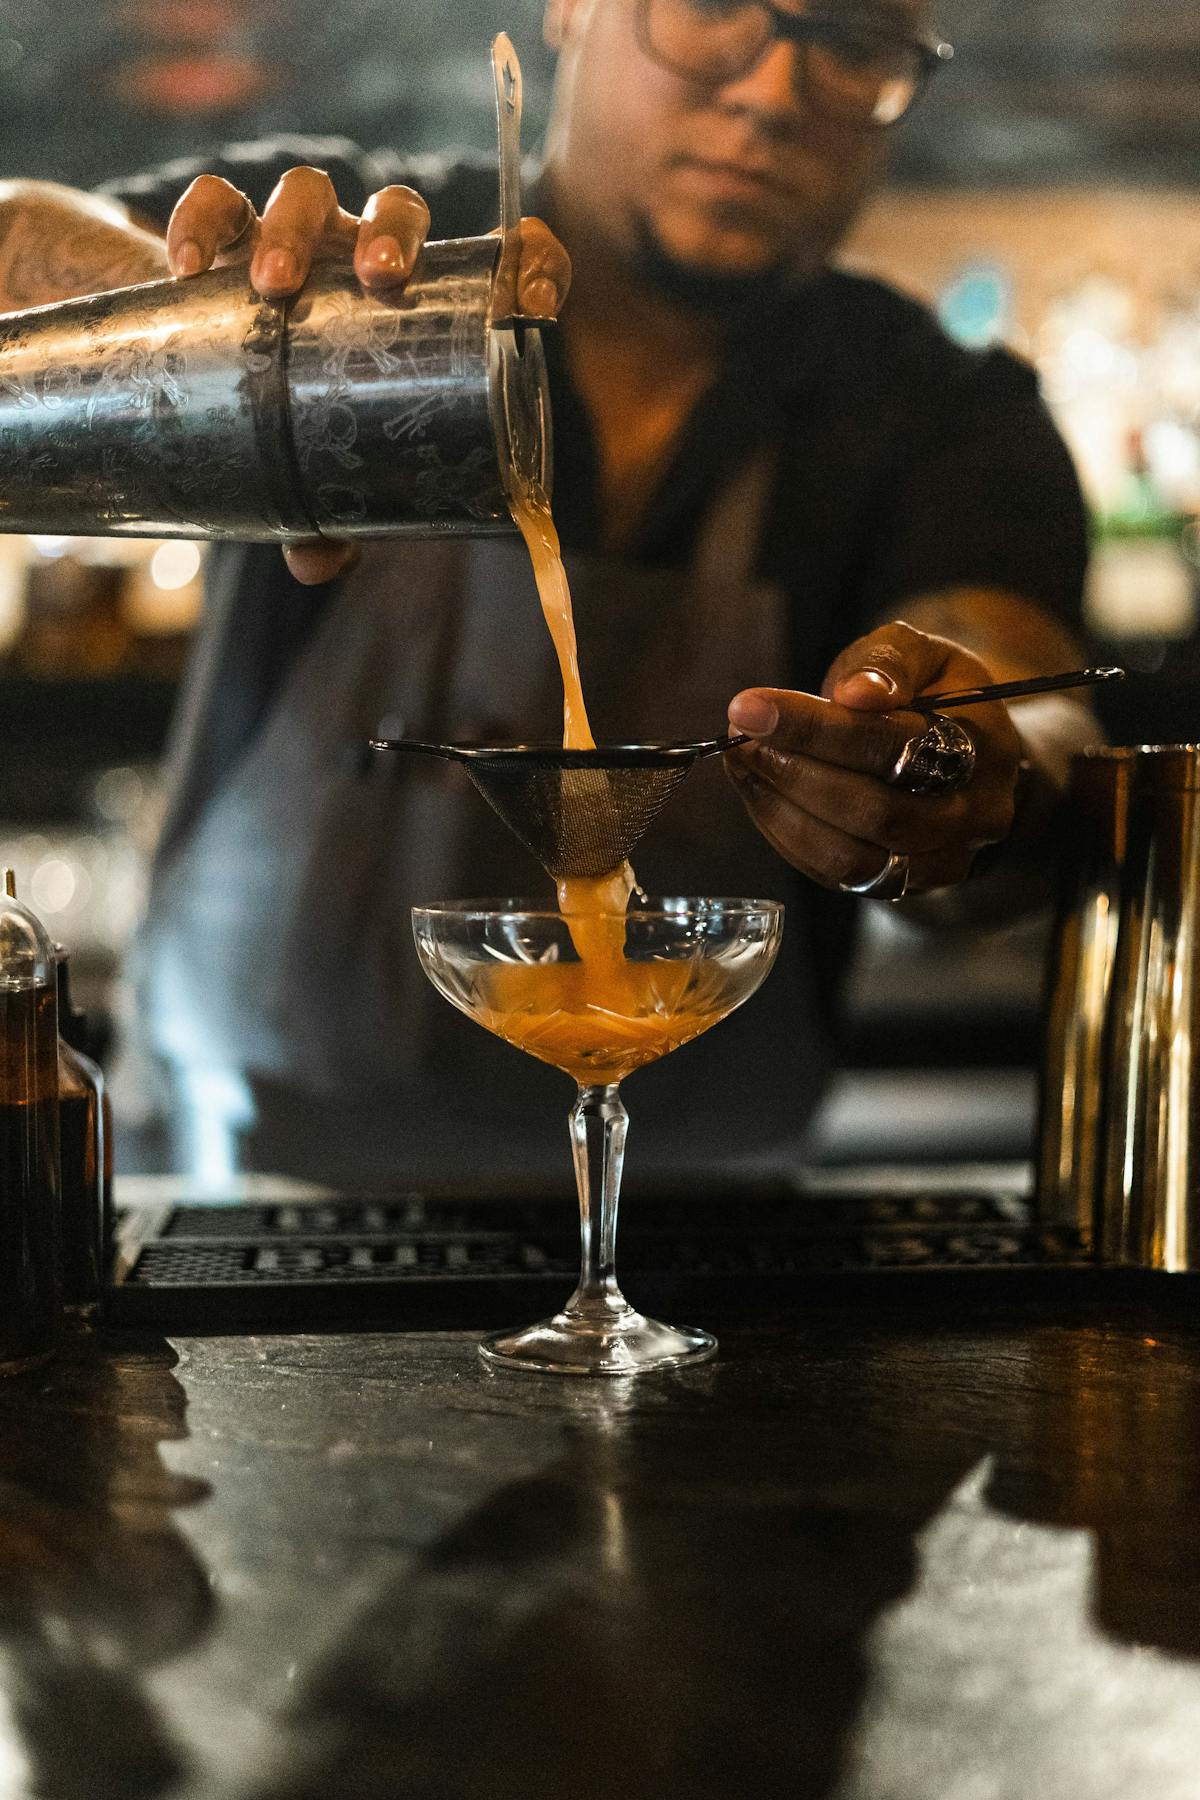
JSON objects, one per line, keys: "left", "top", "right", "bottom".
{"left": 2, "top": 0, "right": 1199, "bottom": 188}
{"left": 0, "top": 675, "right": 175, "bottom": 821}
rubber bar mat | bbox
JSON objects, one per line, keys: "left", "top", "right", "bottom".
{"left": 105, "top": 1187, "right": 1093, "bottom": 1328}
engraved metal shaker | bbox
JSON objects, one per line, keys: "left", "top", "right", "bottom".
{"left": 1035, "top": 747, "right": 1137, "bottom": 1244}
{"left": 0, "top": 40, "right": 549, "bottom": 543}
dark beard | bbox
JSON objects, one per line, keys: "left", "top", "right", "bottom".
{"left": 628, "top": 210, "right": 800, "bottom": 326}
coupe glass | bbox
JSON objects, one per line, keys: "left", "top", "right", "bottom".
{"left": 411, "top": 897, "right": 784, "bottom": 1376}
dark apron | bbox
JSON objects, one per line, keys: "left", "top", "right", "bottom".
{"left": 134, "top": 456, "right": 831, "bottom": 1188}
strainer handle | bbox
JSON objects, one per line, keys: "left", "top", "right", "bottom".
{"left": 368, "top": 738, "right": 472, "bottom": 764}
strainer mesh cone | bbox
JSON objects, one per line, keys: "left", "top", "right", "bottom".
{"left": 462, "top": 755, "right": 693, "bottom": 880}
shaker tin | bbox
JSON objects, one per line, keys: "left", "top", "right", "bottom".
{"left": 0, "top": 238, "right": 551, "bottom": 542}
{"left": 1037, "top": 743, "right": 1200, "bottom": 1271}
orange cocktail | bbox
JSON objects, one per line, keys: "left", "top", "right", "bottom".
{"left": 412, "top": 898, "right": 783, "bottom": 1376}
{"left": 411, "top": 443, "right": 784, "bottom": 1379}
{"left": 471, "top": 950, "right": 768, "bottom": 1085}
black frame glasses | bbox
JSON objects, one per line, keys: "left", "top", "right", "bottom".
{"left": 636, "top": 0, "right": 954, "bottom": 126}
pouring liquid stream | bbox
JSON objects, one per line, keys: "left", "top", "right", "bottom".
{"left": 484, "top": 478, "right": 736, "bottom": 1079}
{"left": 479, "top": 32, "right": 738, "bottom": 1070}
{"left": 508, "top": 479, "right": 635, "bottom": 931}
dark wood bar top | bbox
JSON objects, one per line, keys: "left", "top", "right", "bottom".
{"left": 6, "top": 1276, "right": 1200, "bottom": 1798}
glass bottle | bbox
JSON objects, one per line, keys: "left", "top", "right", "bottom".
{"left": 55, "top": 947, "right": 109, "bottom": 1319}
{"left": 1085, "top": 428, "right": 1197, "bottom": 643}
{"left": 0, "top": 871, "right": 60, "bottom": 1370}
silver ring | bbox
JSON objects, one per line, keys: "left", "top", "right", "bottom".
{"left": 223, "top": 191, "right": 257, "bottom": 254}
{"left": 839, "top": 849, "right": 911, "bottom": 900}
{"left": 889, "top": 713, "right": 977, "bottom": 795}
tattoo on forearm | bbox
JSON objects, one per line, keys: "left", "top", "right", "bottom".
{"left": 0, "top": 205, "right": 167, "bottom": 311}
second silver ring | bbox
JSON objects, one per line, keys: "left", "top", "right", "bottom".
{"left": 889, "top": 712, "right": 977, "bottom": 795}
{"left": 839, "top": 849, "right": 911, "bottom": 901}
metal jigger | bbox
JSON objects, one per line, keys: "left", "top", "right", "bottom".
{"left": 1037, "top": 743, "right": 1200, "bottom": 1271}
{"left": 0, "top": 37, "right": 549, "bottom": 543}
{"left": 1098, "top": 746, "right": 1200, "bottom": 1270}
{"left": 1035, "top": 747, "right": 1137, "bottom": 1245}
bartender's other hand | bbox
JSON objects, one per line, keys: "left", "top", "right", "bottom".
{"left": 165, "top": 170, "right": 570, "bottom": 587}
{"left": 725, "top": 621, "right": 1024, "bottom": 895}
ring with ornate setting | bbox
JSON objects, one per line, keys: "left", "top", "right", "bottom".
{"left": 838, "top": 849, "right": 911, "bottom": 901}
{"left": 888, "top": 712, "right": 977, "bottom": 795}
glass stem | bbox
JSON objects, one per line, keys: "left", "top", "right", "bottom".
{"left": 564, "top": 1083, "right": 632, "bottom": 1323}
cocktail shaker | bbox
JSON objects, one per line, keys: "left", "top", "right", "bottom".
{"left": 0, "top": 35, "right": 550, "bottom": 543}
{"left": 0, "top": 241, "right": 550, "bottom": 543}
{"left": 1035, "top": 747, "right": 1137, "bottom": 1242}
{"left": 1036, "top": 744, "right": 1200, "bottom": 1271}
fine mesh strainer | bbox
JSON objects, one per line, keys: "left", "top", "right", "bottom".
{"left": 368, "top": 736, "right": 747, "bottom": 879}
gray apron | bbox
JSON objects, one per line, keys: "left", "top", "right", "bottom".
{"left": 135, "top": 455, "right": 831, "bottom": 1188}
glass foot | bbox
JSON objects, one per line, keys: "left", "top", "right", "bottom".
{"left": 480, "top": 1308, "right": 717, "bottom": 1377}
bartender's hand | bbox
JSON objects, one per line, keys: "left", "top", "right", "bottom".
{"left": 164, "top": 167, "right": 571, "bottom": 585}
{"left": 725, "top": 621, "right": 1025, "bottom": 897}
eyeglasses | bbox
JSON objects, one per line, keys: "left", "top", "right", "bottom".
{"left": 636, "top": 0, "right": 953, "bottom": 127}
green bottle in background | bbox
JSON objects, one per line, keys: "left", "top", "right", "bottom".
{"left": 1085, "top": 429, "right": 1197, "bottom": 649}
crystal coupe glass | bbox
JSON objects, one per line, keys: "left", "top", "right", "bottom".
{"left": 411, "top": 897, "right": 784, "bottom": 1375}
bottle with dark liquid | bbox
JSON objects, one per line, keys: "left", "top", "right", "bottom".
{"left": 0, "top": 872, "right": 61, "bottom": 1371}
{"left": 55, "top": 947, "right": 109, "bottom": 1318}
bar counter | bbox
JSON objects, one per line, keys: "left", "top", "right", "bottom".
{"left": 7, "top": 1217, "right": 1200, "bottom": 1800}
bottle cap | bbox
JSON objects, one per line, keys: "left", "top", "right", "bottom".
{"left": 0, "top": 870, "right": 56, "bottom": 990}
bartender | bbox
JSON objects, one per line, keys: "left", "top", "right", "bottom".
{"left": 0, "top": 0, "right": 1100, "bottom": 1185}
